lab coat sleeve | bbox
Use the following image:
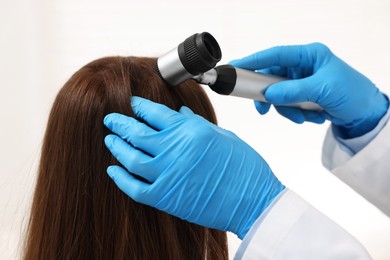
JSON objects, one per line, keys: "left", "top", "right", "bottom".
{"left": 235, "top": 189, "right": 372, "bottom": 260}
{"left": 322, "top": 116, "right": 390, "bottom": 216}
{"left": 235, "top": 108, "right": 390, "bottom": 259}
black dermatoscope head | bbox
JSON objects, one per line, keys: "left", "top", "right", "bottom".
{"left": 156, "top": 32, "right": 222, "bottom": 86}
{"left": 156, "top": 32, "right": 323, "bottom": 112}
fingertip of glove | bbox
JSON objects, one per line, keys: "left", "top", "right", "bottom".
{"left": 106, "top": 166, "right": 116, "bottom": 180}
{"left": 104, "top": 134, "right": 116, "bottom": 147}
{"left": 228, "top": 59, "right": 239, "bottom": 66}
{"left": 104, "top": 113, "right": 120, "bottom": 127}
{"left": 179, "top": 106, "right": 194, "bottom": 116}
{"left": 254, "top": 101, "right": 270, "bottom": 115}
{"left": 103, "top": 114, "right": 111, "bottom": 126}
{"left": 130, "top": 96, "right": 144, "bottom": 107}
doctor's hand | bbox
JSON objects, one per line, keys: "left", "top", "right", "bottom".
{"left": 230, "top": 43, "right": 388, "bottom": 138}
{"left": 103, "top": 96, "right": 285, "bottom": 239}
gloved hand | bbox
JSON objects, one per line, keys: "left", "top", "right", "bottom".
{"left": 104, "top": 96, "right": 285, "bottom": 239}
{"left": 230, "top": 43, "right": 388, "bottom": 138}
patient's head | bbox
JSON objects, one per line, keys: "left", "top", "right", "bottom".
{"left": 24, "top": 57, "right": 227, "bottom": 260}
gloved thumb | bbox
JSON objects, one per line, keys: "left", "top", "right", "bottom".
{"left": 179, "top": 106, "right": 195, "bottom": 116}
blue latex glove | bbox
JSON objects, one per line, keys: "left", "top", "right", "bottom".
{"left": 104, "top": 96, "right": 285, "bottom": 239}
{"left": 230, "top": 43, "right": 388, "bottom": 138}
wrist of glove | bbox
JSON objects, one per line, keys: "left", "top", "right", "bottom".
{"left": 336, "top": 93, "right": 389, "bottom": 138}
{"left": 104, "top": 96, "right": 285, "bottom": 239}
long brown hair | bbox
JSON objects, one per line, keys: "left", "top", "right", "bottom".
{"left": 23, "top": 57, "right": 228, "bottom": 260}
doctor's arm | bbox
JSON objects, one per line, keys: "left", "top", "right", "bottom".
{"left": 103, "top": 97, "right": 372, "bottom": 259}
{"left": 231, "top": 43, "right": 390, "bottom": 216}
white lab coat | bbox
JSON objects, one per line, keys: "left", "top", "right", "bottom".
{"left": 235, "top": 120, "right": 390, "bottom": 260}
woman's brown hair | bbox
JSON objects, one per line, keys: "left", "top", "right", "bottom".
{"left": 23, "top": 56, "right": 228, "bottom": 260}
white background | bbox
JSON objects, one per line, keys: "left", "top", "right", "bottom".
{"left": 1, "top": 0, "right": 390, "bottom": 259}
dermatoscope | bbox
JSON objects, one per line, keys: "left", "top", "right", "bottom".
{"left": 156, "top": 32, "right": 322, "bottom": 111}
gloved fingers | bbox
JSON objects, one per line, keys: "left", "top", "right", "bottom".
{"left": 131, "top": 96, "right": 184, "bottom": 130}
{"left": 274, "top": 106, "right": 326, "bottom": 124}
{"left": 107, "top": 165, "right": 151, "bottom": 204}
{"left": 229, "top": 45, "right": 309, "bottom": 71}
{"left": 104, "top": 135, "right": 160, "bottom": 182}
{"left": 264, "top": 77, "right": 320, "bottom": 105}
{"left": 179, "top": 106, "right": 195, "bottom": 116}
{"left": 254, "top": 100, "right": 271, "bottom": 115}
{"left": 104, "top": 113, "right": 161, "bottom": 156}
